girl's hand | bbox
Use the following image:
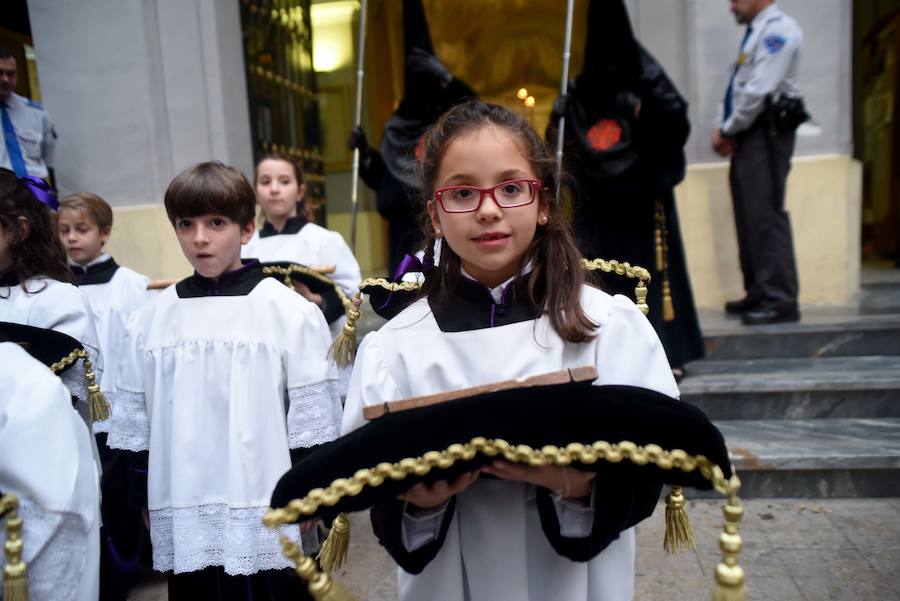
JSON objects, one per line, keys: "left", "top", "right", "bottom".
{"left": 398, "top": 470, "right": 481, "bottom": 510}
{"left": 300, "top": 518, "right": 318, "bottom": 534}
{"left": 291, "top": 281, "right": 324, "bottom": 306}
{"left": 481, "top": 461, "right": 595, "bottom": 499}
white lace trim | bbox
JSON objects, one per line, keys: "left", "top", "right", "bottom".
{"left": 286, "top": 379, "right": 342, "bottom": 449}
{"left": 0, "top": 496, "right": 90, "bottom": 601}
{"left": 58, "top": 367, "right": 88, "bottom": 407}
{"left": 106, "top": 388, "right": 149, "bottom": 451}
{"left": 149, "top": 503, "right": 299, "bottom": 575}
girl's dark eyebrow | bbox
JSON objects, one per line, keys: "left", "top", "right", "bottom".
{"left": 441, "top": 169, "right": 532, "bottom": 186}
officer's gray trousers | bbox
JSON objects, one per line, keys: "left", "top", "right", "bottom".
{"left": 729, "top": 121, "right": 799, "bottom": 307}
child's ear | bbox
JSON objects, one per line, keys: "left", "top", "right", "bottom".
{"left": 297, "top": 183, "right": 307, "bottom": 201}
{"left": 426, "top": 200, "right": 442, "bottom": 237}
{"left": 15, "top": 216, "right": 30, "bottom": 241}
{"left": 240, "top": 220, "right": 255, "bottom": 244}
{"left": 99, "top": 225, "right": 112, "bottom": 246}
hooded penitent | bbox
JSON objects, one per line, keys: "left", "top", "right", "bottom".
{"left": 379, "top": 0, "right": 477, "bottom": 190}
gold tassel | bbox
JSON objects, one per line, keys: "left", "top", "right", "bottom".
{"left": 655, "top": 224, "right": 665, "bottom": 272}
{"left": 283, "top": 534, "right": 357, "bottom": 601}
{"left": 713, "top": 498, "right": 746, "bottom": 600}
{"left": 634, "top": 279, "right": 649, "bottom": 316}
{"left": 330, "top": 293, "right": 361, "bottom": 368}
{"left": 81, "top": 352, "right": 110, "bottom": 423}
{"left": 662, "top": 279, "right": 676, "bottom": 322}
{"left": 663, "top": 486, "right": 695, "bottom": 554}
{"left": 2, "top": 495, "right": 28, "bottom": 601}
{"left": 317, "top": 513, "right": 350, "bottom": 574}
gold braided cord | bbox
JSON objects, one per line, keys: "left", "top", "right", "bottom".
{"left": 49, "top": 348, "right": 109, "bottom": 422}
{"left": 358, "top": 277, "right": 422, "bottom": 294}
{"left": 581, "top": 258, "right": 651, "bottom": 283}
{"left": 264, "top": 438, "right": 745, "bottom": 601}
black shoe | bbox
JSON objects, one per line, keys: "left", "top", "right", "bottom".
{"left": 724, "top": 296, "right": 760, "bottom": 315}
{"left": 741, "top": 304, "right": 800, "bottom": 325}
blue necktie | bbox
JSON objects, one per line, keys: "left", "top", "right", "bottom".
{"left": 1, "top": 103, "right": 27, "bottom": 177}
{"left": 723, "top": 26, "right": 753, "bottom": 122}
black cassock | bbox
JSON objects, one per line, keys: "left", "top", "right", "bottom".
{"left": 549, "top": 0, "right": 704, "bottom": 369}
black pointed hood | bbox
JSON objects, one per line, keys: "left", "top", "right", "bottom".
{"left": 380, "top": 0, "right": 477, "bottom": 189}
{"left": 578, "top": 0, "right": 642, "bottom": 99}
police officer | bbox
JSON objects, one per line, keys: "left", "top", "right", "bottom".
{"left": 0, "top": 46, "right": 57, "bottom": 184}
{"left": 712, "top": 0, "right": 802, "bottom": 325}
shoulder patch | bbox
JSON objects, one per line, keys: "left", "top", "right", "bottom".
{"left": 23, "top": 98, "right": 44, "bottom": 110}
{"left": 763, "top": 34, "right": 786, "bottom": 54}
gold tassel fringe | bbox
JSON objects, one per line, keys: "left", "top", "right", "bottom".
{"left": 662, "top": 279, "right": 676, "bottom": 322}
{"left": 2, "top": 495, "right": 28, "bottom": 601}
{"left": 663, "top": 486, "right": 696, "bottom": 554}
{"left": 283, "top": 535, "right": 357, "bottom": 601}
{"left": 317, "top": 513, "right": 350, "bottom": 574}
{"left": 82, "top": 353, "right": 110, "bottom": 423}
{"left": 655, "top": 225, "right": 665, "bottom": 272}
{"left": 330, "top": 294, "right": 361, "bottom": 368}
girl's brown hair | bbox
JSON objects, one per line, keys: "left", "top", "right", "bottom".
{"left": 60, "top": 192, "right": 114, "bottom": 231}
{"left": 254, "top": 152, "right": 317, "bottom": 224}
{"left": 418, "top": 101, "right": 597, "bottom": 343}
{"left": 0, "top": 169, "right": 73, "bottom": 293}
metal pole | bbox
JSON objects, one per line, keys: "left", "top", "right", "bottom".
{"left": 555, "top": 0, "right": 575, "bottom": 201}
{"left": 349, "top": 0, "right": 368, "bottom": 253}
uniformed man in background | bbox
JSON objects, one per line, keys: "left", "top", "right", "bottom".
{"left": 712, "top": 0, "right": 803, "bottom": 325}
{"left": 0, "top": 46, "right": 57, "bottom": 184}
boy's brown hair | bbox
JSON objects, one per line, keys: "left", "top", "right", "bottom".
{"left": 59, "top": 192, "right": 114, "bottom": 231}
{"left": 164, "top": 161, "right": 256, "bottom": 227}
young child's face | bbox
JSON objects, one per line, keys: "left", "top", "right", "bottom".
{"left": 256, "top": 159, "right": 305, "bottom": 222}
{"left": 427, "top": 124, "right": 549, "bottom": 288}
{"left": 174, "top": 213, "right": 254, "bottom": 279}
{"left": 58, "top": 209, "right": 110, "bottom": 265}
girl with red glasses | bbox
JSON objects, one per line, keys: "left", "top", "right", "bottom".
{"left": 341, "top": 101, "right": 678, "bottom": 600}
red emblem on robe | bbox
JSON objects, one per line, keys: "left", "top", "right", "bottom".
{"left": 586, "top": 119, "right": 622, "bottom": 151}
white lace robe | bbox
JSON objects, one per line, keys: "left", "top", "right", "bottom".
{"left": 0, "top": 342, "right": 100, "bottom": 601}
{"left": 107, "top": 278, "right": 342, "bottom": 575}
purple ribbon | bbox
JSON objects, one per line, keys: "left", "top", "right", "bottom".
{"left": 392, "top": 252, "right": 434, "bottom": 282}
{"left": 21, "top": 176, "right": 59, "bottom": 211}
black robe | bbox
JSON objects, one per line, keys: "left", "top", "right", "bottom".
{"left": 551, "top": 42, "right": 705, "bottom": 369}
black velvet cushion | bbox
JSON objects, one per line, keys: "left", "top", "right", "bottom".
{"left": 260, "top": 262, "right": 346, "bottom": 324}
{"left": 0, "top": 321, "right": 84, "bottom": 374}
{"left": 361, "top": 279, "right": 420, "bottom": 320}
{"left": 270, "top": 382, "right": 730, "bottom": 516}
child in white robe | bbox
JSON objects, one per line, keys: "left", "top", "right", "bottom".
{"left": 341, "top": 101, "right": 680, "bottom": 601}
{"left": 0, "top": 330, "right": 101, "bottom": 601}
{"left": 241, "top": 152, "right": 361, "bottom": 338}
{"left": 0, "top": 169, "right": 103, "bottom": 422}
{"left": 58, "top": 192, "right": 153, "bottom": 601}
{"left": 107, "top": 161, "right": 341, "bottom": 600}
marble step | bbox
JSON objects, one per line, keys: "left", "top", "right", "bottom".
{"left": 700, "top": 312, "right": 900, "bottom": 360}
{"left": 680, "top": 356, "right": 900, "bottom": 420}
{"left": 713, "top": 418, "right": 900, "bottom": 498}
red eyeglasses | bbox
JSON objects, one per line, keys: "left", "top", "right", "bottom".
{"left": 433, "top": 179, "right": 541, "bottom": 213}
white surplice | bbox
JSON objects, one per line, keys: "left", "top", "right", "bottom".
{"left": 342, "top": 285, "right": 679, "bottom": 601}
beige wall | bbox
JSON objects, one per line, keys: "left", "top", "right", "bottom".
{"left": 677, "top": 154, "right": 862, "bottom": 308}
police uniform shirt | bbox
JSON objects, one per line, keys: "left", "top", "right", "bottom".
{"left": 0, "top": 341, "right": 101, "bottom": 601}
{"left": 1, "top": 91, "right": 57, "bottom": 180}
{"left": 717, "top": 3, "right": 803, "bottom": 136}
{"left": 70, "top": 253, "right": 152, "bottom": 433}
{"left": 106, "top": 263, "right": 342, "bottom": 575}
{"left": 342, "top": 275, "right": 679, "bottom": 601}
{"left": 0, "top": 273, "right": 103, "bottom": 414}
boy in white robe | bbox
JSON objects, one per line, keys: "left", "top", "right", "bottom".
{"left": 107, "top": 161, "right": 341, "bottom": 600}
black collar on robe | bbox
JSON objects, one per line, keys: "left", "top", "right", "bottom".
{"left": 258, "top": 214, "right": 308, "bottom": 238}
{"left": 175, "top": 259, "right": 265, "bottom": 298}
{"left": 70, "top": 257, "right": 119, "bottom": 285}
{"left": 427, "top": 277, "right": 541, "bottom": 332}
